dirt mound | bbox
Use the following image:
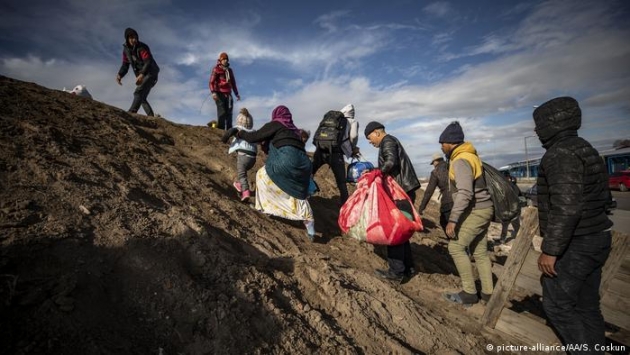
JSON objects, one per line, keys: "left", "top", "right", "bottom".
{"left": 0, "top": 76, "right": 501, "bottom": 354}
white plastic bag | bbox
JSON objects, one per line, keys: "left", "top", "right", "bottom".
{"left": 62, "top": 85, "right": 92, "bottom": 99}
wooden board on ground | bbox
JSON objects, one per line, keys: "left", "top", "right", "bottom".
{"left": 495, "top": 308, "right": 561, "bottom": 347}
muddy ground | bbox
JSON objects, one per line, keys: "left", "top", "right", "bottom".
{"left": 0, "top": 75, "right": 554, "bottom": 354}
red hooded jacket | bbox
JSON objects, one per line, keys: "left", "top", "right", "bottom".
{"left": 209, "top": 60, "right": 238, "bottom": 96}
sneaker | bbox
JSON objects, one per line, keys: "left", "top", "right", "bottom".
{"left": 443, "top": 291, "right": 479, "bottom": 307}
{"left": 374, "top": 269, "right": 404, "bottom": 282}
{"left": 241, "top": 189, "right": 251, "bottom": 202}
{"left": 233, "top": 181, "right": 242, "bottom": 193}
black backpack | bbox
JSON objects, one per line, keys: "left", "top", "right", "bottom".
{"left": 482, "top": 162, "right": 522, "bottom": 223}
{"left": 312, "top": 110, "right": 348, "bottom": 150}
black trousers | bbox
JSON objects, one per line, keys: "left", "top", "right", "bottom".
{"left": 542, "top": 231, "right": 611, "bottom": 354}
{"left": 129, "top": 73, "right": 157, "bottom": 116}
{"left": 311, "top": 147, "right": 349, "bottom": 204}
{"left": 387, "top": 191, "right": 416, "bottom": 275}
{"left": 215, "top": 92, "right": 233, "bottom": 130}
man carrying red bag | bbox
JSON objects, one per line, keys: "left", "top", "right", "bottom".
{"left": 364, "top": 121, "right": 422, "bottom": 281}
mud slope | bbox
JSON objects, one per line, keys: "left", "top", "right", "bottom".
{"left": 0, "top": 75, "right": 500, "bottom": 354}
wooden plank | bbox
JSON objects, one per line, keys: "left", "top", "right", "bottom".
{"left": 601, "top": 288, "right": 630, "bottom": 331}
{"left": 607, "top": 328, "right": 630, "bottom": 347}
{"left": 482, "top": 207, "right": 539, "bottom": 328}
{"left": 602, "top": 303, "right": 630, "bottom": 332}
{"left": 605, "top": 277, "right": 630, "bottom": 298}
{"left": 495, "top": 308, "right": 561, "bottom": 346}
{"left": 515, "top": 273, "right": 543, "bottom": 296}
{"left": 601, "top": 291, "right": 630, "bottom": 313}
{"left": 618, "top": 257, "right": 630, "bottom": 277}
{"left": 601, "top": 232, "right": 630, "bottom": 292}
{"left": 513, "top": 249, "right": 544, "bottom": 296}
{"left": 613, "top": 270, "right": 630, "bottom": 283}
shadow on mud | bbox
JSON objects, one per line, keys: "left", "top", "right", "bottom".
{"left": 0, "top": 226, "right": 292, "bottom": 354}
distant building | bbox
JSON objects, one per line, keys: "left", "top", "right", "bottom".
{"left": 499, "top": 146, "right": 630, "bottom": 179}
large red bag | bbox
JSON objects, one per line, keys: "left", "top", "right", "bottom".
{"left": 338, "top": 169, "right": 423, "bottom": 245}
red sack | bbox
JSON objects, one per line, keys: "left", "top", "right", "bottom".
{"left": 338, "top": 169, "right": 423, "bottom": 245}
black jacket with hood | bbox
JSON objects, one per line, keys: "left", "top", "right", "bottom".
{"left": 534, "top": 97, "right": 613, "bottom": 256}
{"left": 378, "top": 135, "right": 421, "bottom": 195}
{"left": 118, "top": 28, "right": 160, "bottom": 78}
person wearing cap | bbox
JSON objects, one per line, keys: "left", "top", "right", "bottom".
{"left": 209, "top": 52, "right": 240, "bottom": 130}
{"left": 439, "top": 121, "right": 494, "bottom": 306}
{"left": 116, "top": 28, "right": 160, "bottom": 116}
{"left": 533, "top": 97, "right": 613, "bottom": 350}
{"left": 418, "top": 152, "right": 452, "bottom": 232}
{"left": 364, "top": 121, "right": 420, "bottom": 281}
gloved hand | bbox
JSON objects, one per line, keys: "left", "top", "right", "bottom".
{"left": 221, "top": 127, "right": 239, "bottom": 143}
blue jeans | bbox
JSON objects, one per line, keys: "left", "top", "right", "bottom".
{"left": 542, "top": 231, "right": 611, "bottom": 354}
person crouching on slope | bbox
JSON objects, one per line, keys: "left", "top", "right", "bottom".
{"left": 223, "top": 105, "right": 316, "bottom": 241}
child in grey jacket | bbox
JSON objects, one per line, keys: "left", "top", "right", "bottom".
{"left": 222, "top": 108, "right": 257, "bottom": 202}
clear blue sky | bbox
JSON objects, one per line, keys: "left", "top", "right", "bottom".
{"left": 1, "top": 0, "right": 629, "bottom": 177}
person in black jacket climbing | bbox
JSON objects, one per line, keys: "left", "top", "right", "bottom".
{"left": 534, "top": 97, "right": 613, "bottom": 352}
{"left": 116, "top": 28, "right": 160, "bottom": 116}
{"left": 365, "top": 121, "right": 420, "bottom": 281}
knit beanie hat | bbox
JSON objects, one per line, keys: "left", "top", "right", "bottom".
{"left": 219, "top": 52, "right": 229, "bottom": 61}
{"left": 438, "top": 121, "right": 465, "bottom": 144}
{"left": 124, "top": 28, "right": 138, "bottom": 41}
{"left": 364, "top": 121, "right": 384, "bottom": 138}
{"left": 236, "top": 108, "right": 253, "bottom": 129}
{"left": 340, "top": 104, "right": 355, "bottom": 120}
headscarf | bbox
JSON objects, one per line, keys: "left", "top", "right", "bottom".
{"left": 271, "top": 105, "right": 300, "bottom": 137}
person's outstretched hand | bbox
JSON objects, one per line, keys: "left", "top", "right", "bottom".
{"left": 116, "top": 75, "right": 122, "bottom": 86}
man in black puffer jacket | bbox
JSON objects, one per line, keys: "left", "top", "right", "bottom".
{"left": 534, "top": 97, "right": 613, "bottom": 352}
{"left": 116, "top": 28, "right": 160, "bottom": 116}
